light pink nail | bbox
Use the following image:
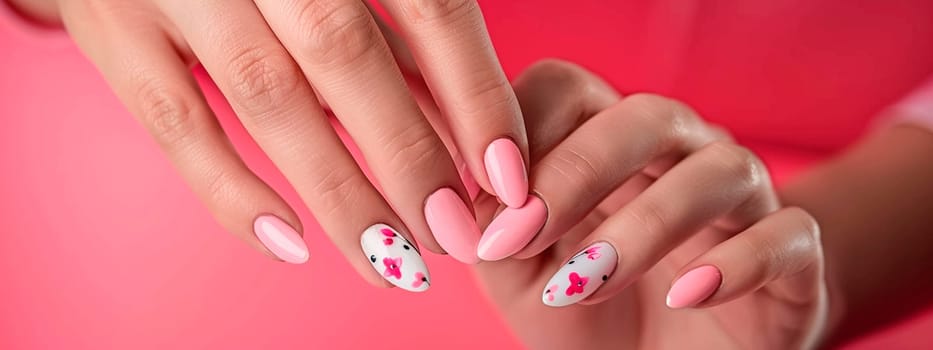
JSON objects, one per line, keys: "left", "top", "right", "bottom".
{"left": 477, "top": 196, "right": 546, "bottom": 261}
{"left": 253, "top": 215, "right": 310, "bottom": 264}
{"left": 484, "top": 138, "right": 528, "bottom": 208}
{"left": 424, "top": 188, "right": 481, "bottom": 264}
{"left": 666, "top": 265, "right": 722, "bottom": 308}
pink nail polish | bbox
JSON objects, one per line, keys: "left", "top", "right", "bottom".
{"left": 484, "top": 138, "right": 528, "bottom": 208}
{"left": 253, "top": 215, "right": 310, "bottom": 264}
{"left": 666, "top": 265, "right": 722, "bottom": 308}
{"left": 477, "top": 196, "right": 546, "bottom": 261}
{"left": 424, "top": 188, "right": 481, "bottom": 264}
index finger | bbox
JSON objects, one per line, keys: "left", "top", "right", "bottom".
{"left": 379, "top": 0, "right": 530, "bottom": 208}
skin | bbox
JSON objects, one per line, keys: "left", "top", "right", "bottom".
{"left": 8, "top": 0, "right": 529, "bottom": 287}
{"left": 468, "top": 61, "right": 825, "bottom": 350}
{"left": 11, "top": 1, "right": 933, "bottom": 347}
{"left": 463, "top": 62, "right": 933, "bottom": 348}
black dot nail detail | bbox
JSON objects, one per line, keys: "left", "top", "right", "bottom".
{"left": 568, "top": 260, "right": 575, "bottom": 264}
{"left": 370, "top": 255, "right": 377, "bottom": 263}
{"left": 403, "top": 245, "right": 410, "bottom": 250}
{"left": 602, "top": 275, "right": 608, "bottom": 281}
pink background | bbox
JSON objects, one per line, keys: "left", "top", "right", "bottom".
{"left": 2, "top": 1, "right": 933, "bottom": 348}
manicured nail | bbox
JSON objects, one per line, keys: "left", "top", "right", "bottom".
{"left": 541, "top": 242, "right": 618, "bottom": 307}
{"left": 424, "top": 188, "right": 481, "bottom": 264}
{"left": 253, "top": 215, "right": 309, "bottom": 264}
{"left": 477, "top": 195, "right": 546, "bottom": 261}
{"left": 484, "top": 138, "right": 528, "bottom": 208}
{"left": 666, "top": 265, "right": 722, "bottom": 309}
{"left": 361, "top": 224, "right": 431, "bottom": 292}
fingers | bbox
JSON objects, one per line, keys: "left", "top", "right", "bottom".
{"left": 477, "top": 60, "right": 621, "bottom": 260}
{"left": 61, "top": 7, "right": 308, "bottom": 263}
{"left": 252, "top": 0, "right": 481, "bottom": 263}
{"left": 541, "top": 141, "right": 779, "bottom": 307}
{"left": 666, "top": 207, "right": 823, "bottom": 309}
{"left": 501, "top": 93, "right": 723, "bottom": 261}
{"left": 380, "top": 0, "right": 530, "bottom": 208}
{"left": 161, "top": 0, "right": 433, "bottom": 290}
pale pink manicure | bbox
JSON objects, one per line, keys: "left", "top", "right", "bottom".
{"left": 424, "top": 188, "right": 481, "bottom": 264}
{"left": 484, "top": 138, "right": 528, "bottom": 208}
{"left": 666, "top": 265, "right": 722, "bottom": 308}
{"left": 253, "top": 215, "right": 310, "bottom": 264}
{"left": 477, "top": 196, "right": 546, "bottom": 261}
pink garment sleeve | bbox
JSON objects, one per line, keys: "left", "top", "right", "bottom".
{"left": 887, "top": 76, "right": 933, "bottom": 131}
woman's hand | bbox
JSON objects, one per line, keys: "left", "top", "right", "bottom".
{"left": 41, "top": 0, "right": 531, "bottom": 291}
{"left": 469, "top": 60, "right": 827, "bottom": 349}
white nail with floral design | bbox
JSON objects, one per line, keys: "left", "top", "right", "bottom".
{"left": 541, "top": 242, "right": 618, "bottom": 307}
{"left": 361, "top": 223, "right": 431, "bottom": 292}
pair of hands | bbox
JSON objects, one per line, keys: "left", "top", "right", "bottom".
{"left": 52, "top": 0, "right": 827, "bottom": 348}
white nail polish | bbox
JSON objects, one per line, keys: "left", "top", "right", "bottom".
{"left": 361, "top": 224, "right": 431, "bottom": 292}
{"left": 541, "top": 242, "right": 618, "bottom": 307}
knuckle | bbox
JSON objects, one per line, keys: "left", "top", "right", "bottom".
{"left": 226, "top": 46, "right": 302, "bottom": 113}
{"left": 784, "top": 206, "right": 822, "bottom": 247}
{"left": 312, "top": 165, "right": 364, "bottom": 217}
{"left": 135, "top": 77, "right": 198, "bottom": 148}
{"left": 383, "top": 126, "right": 448, "bottom": 177}
{"left": 545, "top": 144, "right": 607, "bottom": 199}
{"left": 453, "top": 74, "right": 517, "bottom": 118}
{"left": 396, "top": 0, "right": 475, "bottom": 23}
{"left": 296, "top": 0, "right": 379, "bottom": 66}
{"left": 622, "top": 93, "right": 696, "bottom": 144}
{"left": 203, "top": 166, "right": 243, "bottom": 206}
{"left": 523, "top": 59, "right": 587, "bottom": 89}
{"left": 626, "top": 198, "right": 669, "bottom": 238}
{"left": 706, "top": 141, "right": 767, "bottom": 191}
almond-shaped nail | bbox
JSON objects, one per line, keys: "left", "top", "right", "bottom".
{"left": 424, "top": 188, "right": 481, "bottom": 264}
{"left": 253, "top": 215, "right": 309, "bottom": 264}
{"left": 484, "top": 138, "right": 528, "bottom": 208}
{"left": 361, "top": 224, "right": 430, "bottom": 292}
{"left": 666, "top": 265, "right": 722, "bottom": 308}
{"left": 477, "top": 196, "right": 546, "bottom": 261}
{"left": 542, "top": 242, "right": 618, "bottom": 307}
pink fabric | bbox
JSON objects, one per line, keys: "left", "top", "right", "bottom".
{"left": 2, "top": 1, "right": 933, "bottom": 349}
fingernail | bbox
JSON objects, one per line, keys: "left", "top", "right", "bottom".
{"left": 541, "top": 242, "right": 617, "bottom": 307}
{"left": 666, "top": 265, "right": 722, "bottom": 309}
{"left": 253, "top": 215, "right": 310, "bottom": 264}
{"left": 424, "top": 188, "right": 481, "bottom": 264}
{"left": 477, "top": 196, "right": 546, "bottom": 261}
{"left": 361, "top": 224, "right": 431, "bottom": 292}
{"left": 484, "top": 138, "right": 528, "bottom": 208}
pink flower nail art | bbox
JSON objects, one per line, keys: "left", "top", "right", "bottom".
{"left": 362, "top": 224, "right": 431, "bottom": 292}
{"left": 383, "top": 257, "right": 402, "bottom": 280}
{"left": 565, "top": 272, "right": 589, "bottom": 296}
{"left": 412, "top": 272, "right": 429, "bottom": 289}
{"left": 544, "top": 284, "right": 558, "bottom": 302}
{"left": 542, "top": 242, "right": 617, "bottom": 307}
{"left": 381, "top": 228, "right": 395, "bottom": 246}
{"left": 585, "top": 246, "right": 601, "bottom": 260}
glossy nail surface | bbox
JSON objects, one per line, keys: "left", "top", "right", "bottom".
{"left": 542, "top": 242, "right": 617, "bottom": 307}
{"left": 253, "top": 215, "right": 309, "bottom": 264}
{"left": 666, "top": 265, "right": 722, "bottom": 308}
{"left": 424, "top": 188, "right": 481, "bottom": 264}
{"left": 477, "top": 196, "right": 546, "bottom": 261}
{"left": 484, "top": 138, "right": 528, "bottom": 208}
{"left": 361, "top": 224, "right": 430, "bottom": 292}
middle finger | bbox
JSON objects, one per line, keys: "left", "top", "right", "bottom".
{"left": 253, "top": 0, "right": 481, "bottom": 263}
